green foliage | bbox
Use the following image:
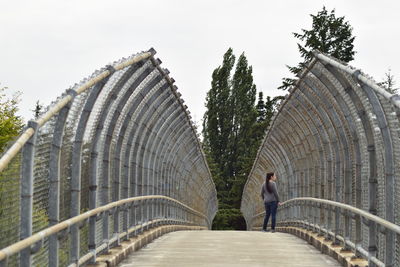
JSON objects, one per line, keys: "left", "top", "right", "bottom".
{"left": 279, "top": 6, "right": 356, "bottom": 90}
{"left": 256, "top": 92, "right": 266, "bottom": 122}
{"left": 203, "top": 48, "right": 235, "bottom": 176}
{"left": 0, "top": 86, "right": 23, "bottom": 154}
{"left": 203, "top": 49, "right": 283, "bottom": 229}
{"left": 212, "top": 208, "right": 246, "bottom": 230}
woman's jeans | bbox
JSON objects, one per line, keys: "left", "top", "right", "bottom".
{"left": 263, "top": 201, "right": 278, "bottom": 230}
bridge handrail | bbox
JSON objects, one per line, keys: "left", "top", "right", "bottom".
{"left": 0, "top": 195, "right": 208, "bottom": 262}
{"left": 0, "top": 51, "right": 152, "bottom": 173}
{"left": 253, "top": 197, "right": 400, "bottom": 234}
{"left": 252, "top": 197, "right": 400, "bottom": 266}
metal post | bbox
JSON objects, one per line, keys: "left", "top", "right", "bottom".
{"left": 48, "top": 89, "right": 75, "bottom": 267}
{"left": 70, "top": 81, "right": 105, "bottom": 264}
{"left": 20, "top": 121, "right": 38, "bottom": 267}
{"left": 368, "top": 221, "right": 377, "bottom": 267}
{"left": 361, "top": 83, "right": 395, "bottom": 265}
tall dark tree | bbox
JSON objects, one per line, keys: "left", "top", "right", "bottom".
{"left": 203, "top": 48, "right": 235, "bottom": 201}
{"left": 279, "top": 6, "right": 356, "bottom": 90}
{"left": 203, "top": 49, "right": 283, "bottom": 229}
{"left": 256, "top": 92, "right": 266, "bottom": 122}
{"left": 227, "top": 53, "right": 258, "bottom": 207}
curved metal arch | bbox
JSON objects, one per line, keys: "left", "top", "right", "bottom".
{"left": 70, "top": 79, "right": 110, "bottom": 262}
{"left": 302, "top": 74, "right": 358, "bottom": 245}
{"left": 125, "top": 80, "right": 171, "bottom": 195}
{"left": 310, "top": 64, "right": 363, "bottom": 207}
{"left": 149, "top": 108, "right": 186, "bottom": 197}
{"left": 89, "top": 60, "right": 155, "bottom": 217}
{"left": 290, "top": 91, "right": 333, "bottom": 200}
{"left": 147, "top": 113, "right": 187, "bottom": 198}
{"left": 296, "top": 84, "right": 342, "bottom": 205}
{"left": 125, "top": 87, "right": 185, "bottom": 223}
{"left": 165, "top": 129, "right": 196, "bottom": 198}
{"left": 117, "top": 90, "right": 174, "bottom": 198}
{"left": 101, "top": 68, "right": 164, "bottom": 205}
{"left": 112, "top": 78, "right": 172, "bottom": 234}
{"left": 242, "top": 136, "right": 291, "bottom": 218}
{"left": 0, "top": 49, "right": 217, "bottom": 267}
{"left": 151, "top": 118, "right": 189, "bottom": 199}
{"left": 280, "top": 106, "right": 320, "bottom": 197}
{"left": 303, "top": 76, "right": 354, "bottom": 203}
{"left": 139, "top": 93, "right": 174, "bottom": 193}
{"left": 242, "top": 52, "right": 400, "bottom": 266}
{"left": 271, "top": 117, "right": 307, "bottom": 197}
{"left": 292, "top": 89, "right": 336, "bottom": 199}
{"left": 126, "top": 101, "right": 181, "bottom": 196}
{"left": 285, "top": 100, "right": 325, "bottom": 199}
{"left": 124, "top": 96, "right": 180, "bottom": 224}
{"left": 97, "top": 66, "right": 165, "bottom": 243}
{"left": 310, "top": 64, "right": 366, "bottom": 249}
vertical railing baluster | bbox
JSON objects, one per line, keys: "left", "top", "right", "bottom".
{"left": 49, "top": 89, "right": 75, "bottom": 267}
{"left": 368, "top": 220, "right": 377, "bottom": 267}
{"left": 20, "top": 121, "right": 39, "bottom": 267}
{"left": 354, "top": 214, "right": 362, "bottom": 257}
{"left": 70, "top": 80, "right": 106, "bottom": 263}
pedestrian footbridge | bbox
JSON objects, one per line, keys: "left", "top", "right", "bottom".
{"left": 0, "top": 49, "right": 399, "bottom": 267}
{"left": 117, "top": 231, "right": 341, "bottom": 267}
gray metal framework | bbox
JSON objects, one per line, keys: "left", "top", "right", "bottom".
{"left": 241, "top": 51, "right": 400, "bottom": 267}
{"left": 0, "top": 49, "right": 217, "bottom": 266}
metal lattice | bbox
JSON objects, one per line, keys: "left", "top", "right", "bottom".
{"left": 241, "top": 51, "right": 400, "bottom": 266}
{"left": 0, "top": 48, "right": 218, "bottom": 267}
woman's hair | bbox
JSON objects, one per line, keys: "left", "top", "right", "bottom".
{"left": 266, "top": 172, "right": 274, "bottom": 193}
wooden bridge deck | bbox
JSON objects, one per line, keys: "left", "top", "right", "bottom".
{"left": 118, "top": 230, "right": 341, "bottom": 267}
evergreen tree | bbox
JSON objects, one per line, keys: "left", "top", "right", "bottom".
{"left": 279, "top": 6, "right": 356, "bottom": 90}
{"left": 256, "top": 92, "right": 266, "bottom": 122}
{"left": 203, "top": 49, "right": 283, "bottom": 229}
{"left": 227, "top": 53, "right": 258, "bottom": 207}
{"left": 203, "top": 48, "right": 235, "bottom": 200}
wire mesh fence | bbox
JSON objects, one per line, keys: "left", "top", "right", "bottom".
{"left": 241, "top": 51, "right": 400, "bottom": 266}
{"left": 0, "top": 49, "right": 218, "bottom": 266}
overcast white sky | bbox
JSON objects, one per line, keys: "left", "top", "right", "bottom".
{"left": 1, "top": 0, "right": 399, "bottom": 129}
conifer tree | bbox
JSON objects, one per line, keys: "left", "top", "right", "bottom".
{"left": 279, "top": 6, "right": 356, "bottom": 90}
{"left": 227, "top": 53, "right": 257, "bottom": 207}
{"left": 203, "top": 49, "right": 282, "bottom": 228}
{"left": 203, "top": 48, "right": 235, "bottom": 200}
{"left": 256, "top": 92, "right": 266, "bottom": 122}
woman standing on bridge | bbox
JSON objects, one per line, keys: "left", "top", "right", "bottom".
{"left": 261, "top": 172, "right": 280, "bottom": 232}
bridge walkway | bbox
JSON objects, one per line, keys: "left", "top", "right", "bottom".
{"left": 118, "top": 231, "right": 340, "bottom": 267}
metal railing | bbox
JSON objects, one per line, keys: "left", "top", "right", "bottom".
{"left": 0, "top": 48, "right": 218, "bottom": 266}
{"left": 241, "top": 50, "right": 400, "bottom": 266}
{"left": 250, "top": 197, "right": 400, "bottom": 267}
{"left": 0, "top": 195, "right": 208, "bottom": 266}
